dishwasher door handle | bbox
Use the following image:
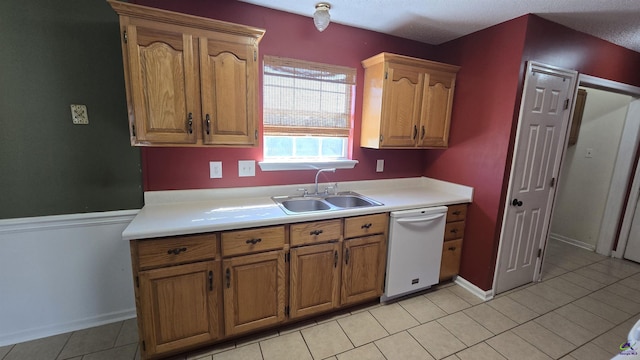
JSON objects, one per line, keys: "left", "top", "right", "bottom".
{"left": 395, "top": 213, "right": 445, "bottom": 223}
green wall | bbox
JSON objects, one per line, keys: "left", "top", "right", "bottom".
{"left": 0, "top": 0, "right": 143, "bottom": 219}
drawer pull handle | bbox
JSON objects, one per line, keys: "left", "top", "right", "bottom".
{"left": 345, "top": 248, "right": 350, "bottom": 265}
{"left": 448, "top": 246, "right": 457, "bottom": 251}
{"left": 450, "top": 229, "right": 458, "bottom": 234}
{"left": 167, "top": 247, "right": 187, "bottom": 255}
{"left": 361, "top": 223, "right": 372, "bottom": 229}
{"left": 310, "top": 229, "right": 324, "bottom": 236}
{"left": 452, "top": 210, "right": 461, "bottom": 215}
{"left": 246, "top": 238, "right": 262, "bottom": 245}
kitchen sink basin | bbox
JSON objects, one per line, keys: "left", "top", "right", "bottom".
{"left": 272, "top": 191, "right": 383, "bottom": 215}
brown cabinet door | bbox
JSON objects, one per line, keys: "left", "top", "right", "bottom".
{"left": 341, "top": 234, "right": 386, "bottom": 305}
{"left": 223, "top": 250, "right": 286, "bottom": 336}
{"left": 439, "top": 239, "right": 463, "bottom": 281}
{"left": 418, "top": 71, "right": 456, "bottom": 148}
{"left": 125, "top": 22, "right": 198, "bottom": 144}
{"left": 200, "top": 38, "right": 257, "bottom": 146}
{"left": 380, "top": 64, "right": 424, "bottom": 147}
{"left": 290, "top": 243, "right": 341, "bottom": 319}
{"left": 138, "top": 260, "right": 221, "bottom": 358}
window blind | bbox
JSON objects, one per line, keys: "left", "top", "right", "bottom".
{"left": 263, "top": 56, "right": 356, "bottom": 137}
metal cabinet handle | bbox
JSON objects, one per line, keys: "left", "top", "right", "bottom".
{"left": 413, "top": 125, "right": 418, "bottom": 139}
{"left": 421, "top": 125, "right": 425, "bottom": 140}
{"left": 245, "top": 238, "right": 262, "bottom": 245}
{"left": 187, "top": 112, "right": 193, "bottom": 134}
{"left": 334, "top": 250, "right": 338, "bottom": 268}
{"left": 361, "top": 223, "right": 372, "bottom": 229}
{"left": 450, "top": 228, "right": 458, "bottom": 234}
{"left": 452, "top": 210, "right": 461, "bottom": 216}
{"left": 167, "top": 247, "right": 187, "bottom": 255}
{"left": 205, "top": 114, "right": 211, "bottom": 135}
{"left": 310, "top": 229, "right": 324, "bottom": 236}
{"left": 448, "top": 246, "right": 457, "bottom": 251}
{"left": 345, "top": 248, "right": 350, "bottom": 265}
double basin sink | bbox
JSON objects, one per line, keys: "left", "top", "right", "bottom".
{"left": 272, "top": 191, "right": 383, "bottom": 215}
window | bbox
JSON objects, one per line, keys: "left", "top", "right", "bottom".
{"left": 262, "top": 56, "right": 356, "bottom": 162}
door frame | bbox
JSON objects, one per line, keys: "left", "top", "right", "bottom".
{"left": 492, "top": 61, "right": 578, "bottom": 294}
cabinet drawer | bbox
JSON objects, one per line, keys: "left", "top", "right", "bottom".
{"left": 222, "top": 226, "right": 285, "bottom": 257}
{"left": 444, "top": 221, "right": 465, "bottom": 241}
{"left": 344, "top": 213, "right": 388, "bottom": 239}
{"left": 440, "top": 238, "right": 462, "bottom": 281}
{"left": 137, "top": 233, "right": 217, "bottom": 270}
{"left": 290, "top": 219, "right": 342, "bottom": 247}
{"left": 446, "top": 204, "right": 467, "bottom": 222}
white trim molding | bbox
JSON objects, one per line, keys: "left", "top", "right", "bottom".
{"left": 455, "top": 276, "right": 494, "bottom": 301}
{"left": 549, "top": 232, "right": 596, "bottom": 251}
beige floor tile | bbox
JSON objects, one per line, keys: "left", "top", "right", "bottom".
{"left": 485, "top": 331, "right": 552, "bottom": 360}
{"left": 448, "top": 285, "right": 484, "bottom": 306}
{"left": 541, "top": 276, "right": 591, "bottom": 298}
{"left": 591, "top": 329, "right": 629, "bottom": 355}
{"left": 81, "top": 343, "right": 138, "bottom": 360}
{"left": 399, "top": 295, "right": 447, "bottom": 323}
{"left": 486, "top": 296, "right": 538, "bottom": 324}
{"left": 425, "top": 288, "right": 472, "bottom": 314}
{"left": 337, "top": 311, "right": 388, "bottom": 347}
{"left": 277, "top": 319, "right": 317, "bottom": 335}
{"left": 463, "top": 303, "right": 517, "bottom": 335}
{"left": 370, "top": 303, "right": 419, "bottom": 334}
{"left": 211, "top": 343, "right": 262, "bottom": 360}
{"left": 374, "top": 331, "right": 434, "bottom": 360}
{"left": 301, "top": 321, "right": 353, "bottom": 359}
{"left": 534, "top": 312, "right": 596, "bottom": 346}
{"left": 511, "top": 321, "right": 575, "bottom": 359}
{"left": 115, "top": 318, "right": 139, "bottom": 347}
{"left": 456, "top": 342, "right": 507, "bottom": 360}
{"left": 186, "top": 341, "right": 235, "bottom": 359}
{"left": 586, "top": 262, "right": 629, "bottom": 279}
{"left": 527, "top": 282, "right": 575, "bottom": 306}
{"left": 336, "top": 343, "right": 385, "bottom": 360}
{"left": 442, "top": 355, "right": 461, "bottom": 360}
{"left": 324, "top": 357, "right": 338, "bottom": 360}
{"left": 539, "top": 263, "right": 568, "bottom": 280}
{"left": 569, "top": 342, "right": 616, "bottom": 360}
{"left": 3, "top": 333, "right": 69, "bottom": 360}
{"left": 558, "top": 272, "right": 606, "bottom": 291}
{"left": 235, "top": 329, "right": 279, "bottom": 347}
{"left": 604, "top": 283, "right": 640, "bottom": 303}
{"left": 573, "top": 296, "right": 631, "bottom": 324}
{"left": 408, "top": 321, "right": 466, "bottom": 359}
{"left": 508, "top": 288, "right": 558, "bottom": 315}
{"left": 619, "top": 276, "right": 640, "bottom": 292}
{"left": 58, "top": 322, "right": 122, "bottom": 359}
{"left": 554, "top": 303, "right": 614, "bottom": 334}
{"left": 590, "top": 289, "right": 640, "bottom": 314}
{"left": 348, "top": 301, "right": 381, "bottom": 314}
{"left": 437, "top": 312, "right": 492, "bottom": 346}
{"left": 260, "top": 331, "right": 312, "bottom": 360}
{"left": 314, "top": 309, "right": 352, "bottom": 324}
{"left": 544, "top": 255, "right": 583, "bottom": 271}
{"left": 574, "top": 267, "right": 618, "bottom": 285}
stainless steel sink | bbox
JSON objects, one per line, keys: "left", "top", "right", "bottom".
{"left": 272, "top": 191, "right": 383, "bottom": 215}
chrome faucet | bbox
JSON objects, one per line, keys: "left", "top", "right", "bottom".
{"left": 314, "top": 168, "right": 336, "bottom": 195}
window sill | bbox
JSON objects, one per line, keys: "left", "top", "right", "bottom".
{"left": 258, "top": 160, "right": 358, "bottom": 172}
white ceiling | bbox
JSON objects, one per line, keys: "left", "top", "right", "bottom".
{"left": 238, "top": 0, "right": 640, "bottom": 53}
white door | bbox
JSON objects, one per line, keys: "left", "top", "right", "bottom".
{"left": 495, "top": 62, "right": 577, "bottom": 294}
{"left": 624, "top": 193, "right": 640, "bottom": 263}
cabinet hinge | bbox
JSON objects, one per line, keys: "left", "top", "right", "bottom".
{"left": 379, "top": 134, "right": 383, "bottom": 143}
{"left": 285, "top": 253, "right": 290, "bottom": 263}
{"left": 254, "top": 49, "right": 257, "bottom": 61}
{"left": 131, "top": 123, "right": 136, "bottom": 137}
{"left": 123, "top": 30, "right": 128, "bottom": 44}
{"left": 384, "top": 71, "right": 388, "bottom": 80}
{"left": 135, "top": 276, "right": 139, "bottom": 288}
{"left": 255, "top": 129, "right": 258, "bottom": 140}
{"left": 284, "top": 306, "right": 290, "bottom": 316}
{"left": 564, "top": 98, "right": 570, "bottom": 110}
{"left": 142, "top": 340, "right": 146, "bottom": 351}
{"left": 537, "top": 248, "right": 542, "bottom": 258}
{"left": 550, "top": 177, "right": 556, "bottom": 188}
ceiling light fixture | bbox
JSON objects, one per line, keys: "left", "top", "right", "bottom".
{"left": 313, "top": 3, "right": 331, "bottom": 32}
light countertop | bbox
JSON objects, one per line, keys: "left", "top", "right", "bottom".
{"left": 122, "top": 177, "right": 473, "bottom": 240}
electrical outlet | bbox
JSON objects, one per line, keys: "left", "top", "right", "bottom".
{"left": 209, "top": 161, "right": 222, "bottom": 179}
{"left": 70, "top": 104, "right": 89, "bottom": 124}
{"left": 376, "top": 159, "right": 384, "bottom": 172}
{"left": 238, "top": 160, "right": 256, "bottom": 177}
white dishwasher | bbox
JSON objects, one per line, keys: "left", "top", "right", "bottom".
{"left": 381, "top": 206, "right": 448, "bottom": 302}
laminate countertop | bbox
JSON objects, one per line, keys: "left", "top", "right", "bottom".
{"left": 122, "top": 177, "right": 473, "bottom": 240}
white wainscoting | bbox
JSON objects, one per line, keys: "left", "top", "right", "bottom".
{"left": 0, "top": 210, "right": 138, "bottom": 346}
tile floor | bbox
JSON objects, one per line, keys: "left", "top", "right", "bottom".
{"left": 2, "top": 239, "right": 640, "bottom": 360}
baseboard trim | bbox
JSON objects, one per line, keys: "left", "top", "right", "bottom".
{"left": 0, "top": 209, "right": 139, "bottom": 235}
{"left": 454, "top": 276, "right": 494, "bottom": 301}
{"left": 549, "top": 233, "right": 596, "bottom": 251}
{"left": 0, "top": 309, "right": 136, "bottom": 347}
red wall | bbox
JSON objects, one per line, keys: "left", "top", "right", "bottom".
{"left": 133, "top": 0, "right": 437, "bottom": 191}
{"left": 423, "top": 17, "right": 529, "bottom": 290}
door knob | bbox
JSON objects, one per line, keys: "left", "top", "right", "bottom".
{"left": 511, "top": 199, "right": 523, "bottom": 207}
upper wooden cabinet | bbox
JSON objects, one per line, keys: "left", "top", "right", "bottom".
{"left": 108, "top": 1, "right": 265, "bottom": 147}
{"left": 360, "top": 53, "right": 459, "bottom": 149}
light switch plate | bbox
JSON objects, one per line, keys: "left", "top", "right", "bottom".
{"left": 210, "top": 161, "right": 222, "bottom": 179}
{"left": 376, "top": 159, "right": 384, "bottom": 172}
{"left": 238, "top": 160, "right": 256, "bottom": 177}
{"left": 70, "top": 104, "right": 88, "bottom": 124}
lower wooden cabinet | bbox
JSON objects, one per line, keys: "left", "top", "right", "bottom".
{"left": 439, "top": 204, "right": 468, "bottom": 281}
{"left": 289, "top": 242, "right": 341, "bottom": 319}
{"left": 137, "top": 260, "right": 221, "bottom": 357}
{"left": 222, "top": 250, "right": 286, "bottom": 336}
{"left": 341, "top": 234, "right": 386, "bottom": 305}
